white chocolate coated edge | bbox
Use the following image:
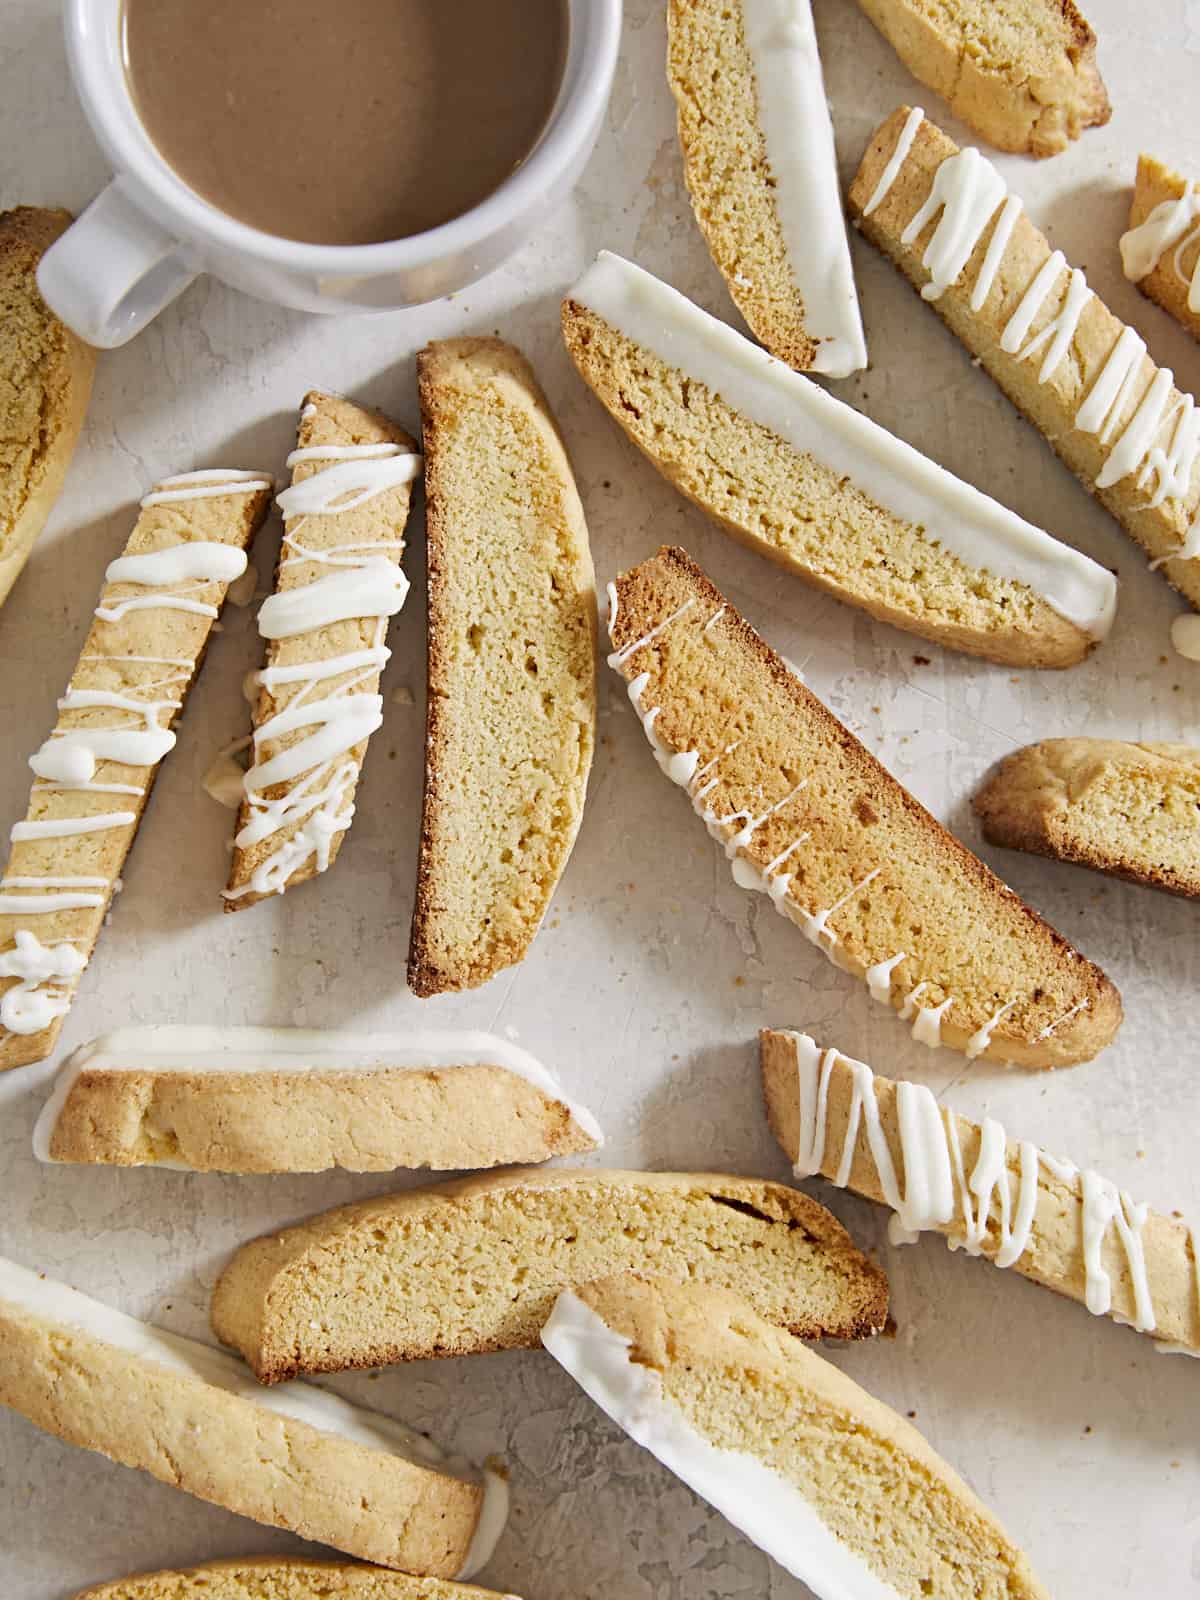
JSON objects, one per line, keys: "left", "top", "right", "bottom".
{"left": 32, "top": 1024, "right": 604, "bottom": 1162}
{"left": 739, "top": 0, "right": 867, "bottom": 377}
{"left": 0, "top": 1256, "right": 508, "bottom": 1579}
{"left": 571, "top": 252, "right": 1117, "bottom": 638}
{"left": 542, "top": 1291, "right": 902, "bottom": 1600}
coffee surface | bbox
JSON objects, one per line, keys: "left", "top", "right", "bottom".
{"left": 122, "top": 0, "right": 568, "bottom": 246}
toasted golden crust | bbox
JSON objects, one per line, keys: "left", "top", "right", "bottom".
{"left": 0, "top": 1297, "right": 481, "bottom": 1573}
{"left": 849, "top": 109, "right": 1200, "bottom": 612}
{"left": 569, "top": 1274, "right": 1051, "bottom": 1600}
{"left": 854, "top": 0, "right": 1109, "bottom": 157}
{"left": 0, "top": 480, "right": 271, "bottom": 1070}
{"left": 225, "top": 392, "right": 417, "bottom": 910}
{"left": 408, "top": 337, "right": 596, "bottom": 995}
{"left": 1126, "top": 153, "right": 1200, "bottom": 343}
{"left": 608, "top": 547, "right": 1120, "bottom": 1067}
{"left": 974, "top": 738, "right": 1200, "bottom": 898}
{"left": 45, "top": 1061, "right": 599, "bottom": 1173}
{"left": 562, "top": 298, "right": 1097, "bottom": 668}
{"left": 72, "top": 1559, "right": 516, "bottom": 1600}
{"left": 211, "top": 1167, "right": 889, "bottom": 1382}
{"left": 0, "top": 206, "right": 97, "bottom": 607}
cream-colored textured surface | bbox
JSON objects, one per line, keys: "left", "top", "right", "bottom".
{"left": 71, "top": 1558, "right": 520, "bottom": 1600}
{"left": 1, "top": 1, "right": 1199, "bottom": 1596}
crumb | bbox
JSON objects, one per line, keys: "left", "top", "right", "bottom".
{"left": 1083, "top": 1424, "right": 1092, "bottom": 1435}
{"left": 390, "top": 685, "right": 415, "bottom": 706}
{"left": 602, "top": 480, "right": 612, "bottom": 489}
{"left": 871, "top": 704, "right": 881, "bottom": 714}
{"left": 1160, "top": 655, "right": 1170, "bottom": 665}
{"left": 906, "top": 1409, "right": 917, "bottom": 1419}
{"left": 882, "top": 1316, "right": 898, "bottom": 1340}
{"left": 912, "top": 655, "right": 931, "bottom": 666}
{"left": 733, "top": 975, "right": 745, "bottom": 987}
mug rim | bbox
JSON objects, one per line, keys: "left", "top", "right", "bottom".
{"left": 65, "top": 0, "right": 622, "bottom": 272}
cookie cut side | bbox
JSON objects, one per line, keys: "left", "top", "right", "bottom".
{"left": 762, "top": 1028, "right": 1200, "bottom": 1356}
{"left": 607, "top": 546, "right": 1121, "bottom": 1067}
{"left": 409, "top": 338, "right": 596, "bottom": 996}
{"left": 0, "top": 206, "right": 97, "bottom": 608}
{"left": 854, "top": 0, "right": 1109, "bottom": 158}
{"left": 33, "top": 1025, "right": 602, "bottom": 1174}
{"left": 211, "top": 1168, "right": 889, "bottom": 1383}
{"left": 974, "top": 738, "right": 1200, "bottom": 899}
{"left": 542, "top": 1274, "right": 1051, "bottom": 1600}
{"left": 849, "top": 108, "right": 1200, "bottom": 614}
{"left": 1120, "top": 154, "right": 1200, "bottom": 345}
{"left": 0, "top": 470, "right": 272, "bottom": 1070}
{"left": 225, "top": 391, "right": 419, "bottom": 909}
{"left": 564, "top": 252, "right": 1115, "bottom": 668}
{"left": 667, "top": 0, "right": 867, "bottom": 375}
{"left": 72, "top": 1561, "right": 522, "bottom": 1600}
{"left": 0, "top": 1256, "right": 489, "bottom": 1574}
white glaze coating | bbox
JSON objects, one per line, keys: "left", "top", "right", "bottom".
{"left": 782, "top": 1032, "right": 1166, "bottom": 1337}
{"left": 1120, "top": 180, "right": 1200, "bottom": 313}
{"left": 139, "top": 470, "right": 272, "bottom": 507}
{"left": 0, "top": 932, "right": 86, "bottom": 1036}
{"left": 861, "top": 105, "right": 923, "bottom": 219}
{"left": 575, "top": 253, "right": 1116, "bottom": 636}
{"left": 277, "top": 447, "right": 422, "bottom": 517}
{"left": 11, "top": 812, "right": 135, "bottom": 841}
{"left": 738, "top": 0, "right": 867, "bottom": 377}
{"left": 542, "top": 1291, "right": 904, "bottom": 1600}
{"left": 256, "top": 559, "right": 409, "bottom": 640}
{"left": 901, "top": 146, "right": 1008, "bottom": 302}
{"left": 30, "top": 727, "right": 176, "bottom": 781}
{"left": 105, "top": 543, "right": 248, "bottom": 588}
{"left": 32, "top": 1024, "right": 603, "bottom": 1161}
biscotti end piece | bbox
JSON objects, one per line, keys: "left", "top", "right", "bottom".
{"left": 855, "top": 0, "right": 1109, "bottom": 158}
{"left": 1121, "top": 154, "right": 1200, "bottom": 343}
{"left": 211, "top": 1167, "right": 888, "bottom": 1383}
{"left": 667, "top": 0, "right": 867, "bottom": 375}
{"left": 564, "top": 258, "right": 1116, "bottom": 668}
{"left": 761, "top": 1028, "right": 1200, "bottom": 1355}
{"left": 408, "top": 337, "right": 596, "bottom": 996}
{"left": 0, "top": 206, "right": 97, "bottom": 607}
{"left": 974, "top": 739, "right": 1200, "bottom": 899}
{"left": 36, "top": 1025, "right": 602, "bottom": 1173}
{"left": 543, "top": 1274, "right": 1051, "bottom": 1600}
{"left": 72, "top": 1560, "right": 522, "bottom": 1600}
{"left": 224, "top": 391, "right": 418, "bottom": 911}
{"left": 608, "top": 546, "right": 1121, "bottom": 1067}
{"left": 0, "top": 1257, "right": 486, "bottom": 1574}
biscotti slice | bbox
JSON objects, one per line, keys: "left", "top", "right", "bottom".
{"left": 854, "top": 0, "right": 1108, "bottom": 158}
{"left": 608, "top": 547, "right": 1121, "bottom": 1067}
{"left": 667, "top": 0, "right": 867, "bottom": 375}
{"left": 0, "top": 1256, "right": 496, "bottom": 1575}
{"left": 973, "top": 738, "right": 1200, "bottom": 899}
{"left": 224, "top": 392, "right": 419, "bottom": 909}
{"left": 849, "top": 109, "right": 1200, "bottom": 615}
{"left": 0, "top": 469, "right": 272, "bottom": 1070}
{"left": 34, "top": 1023, "right": 602, "bottom": 1173}
{"left": 212, "top": 1168, "right": 888, "bottom": 1382}
{"left": 542, "top": 1275, "right": 1051, "bottom": 1600}
{"left": 1120, "top": 154, "right": 1200, "bottom": 344}
{"left": 72, "top": 1559, "right": 522, "bottom": 1600}
{"left": 762, "top": 1029, "right": 1200, "bottom": 1355}
{"left": 408, "top": 338, "right": 596, "bottom": 995}
{"left": 564, "top": 253, "right": 1115, "bottom": 667}
{"left": 0, "top": 207, "right": 97, "bottom": 608}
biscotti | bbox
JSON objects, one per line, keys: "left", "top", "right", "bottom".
{"left": 761, "top": 1029, "right": 1200, "bottom": 1356}
{"left": 0, "top": 207, "right": 97, "bottom": 608}
{"left": 849, "top": 109, "right": 1200, "bottom": 614}
{"left": 0, "top": 1256, "right": 493, "bottom": 1574}
{"left": 408, "top": 338, "right": 596, "bottom": 995}
{"left": 224, "top": 392, "right": 418, "bottom": 909}
{"left": 34, "top": 1024, "right": 602, "bottom": 1173}
{"left": 607, "top": 547, "right": 1121, "bottom": 1067}
{"left": 212, "top": 1168, "right": 888, "bottom": 1382}
{"left": 1120, "top": 154, "right": 1200, "bottom": 344}
{"left": 542, "top": 1275, "right": 1051, "bottom": 1600}
{"left": 72, "top": 1560, "right": 521, "bottom": 1600}
{"left": 564, "top": 253, "right": 1116, "bottom": 668}
{"left": 974, "top": 738, "right": 1200, "bottom": 899}
{"left": 0, "top": 469, "right": 272, "bottom": 1070}
{"left": 854, "top": 0, "right": 1108, "bottom": 158}
{"left": 667, "top": 0, "right": 867, "bottom": 374}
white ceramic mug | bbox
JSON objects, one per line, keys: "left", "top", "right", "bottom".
{"left": 39, "top": 0, "right": 623, "bottom": 348}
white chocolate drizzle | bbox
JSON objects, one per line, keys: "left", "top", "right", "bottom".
{"left": 0, "top": 931, "right": 87, "bottom": 1035}
{"left": 573, "top": 252, "right": 1116, "bottom": 637}
{"left": 1120, "top": 179, "right": 1200, "bottom": 316}
{"left": 140, "top": 469, "right": 272, "bottom": 506}
{"left": 871, "top": 121, "right": 1200, "bottom": 565}
{"left": 784, "top": 1033, "right": 1165, "bottom": 1336}
{"left": 225, "top": 440, "right": 417, "bottom": 902}
{"left": 861, "top": 105, "right": 923, "bottom": 219}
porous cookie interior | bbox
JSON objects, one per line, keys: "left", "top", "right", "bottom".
{"left": 75, "top": 1557, "right": 497, "bottom": 1599}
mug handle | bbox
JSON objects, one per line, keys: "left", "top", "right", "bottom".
{"left": 37, "top": 177, "right": 199, "bottom": 349}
